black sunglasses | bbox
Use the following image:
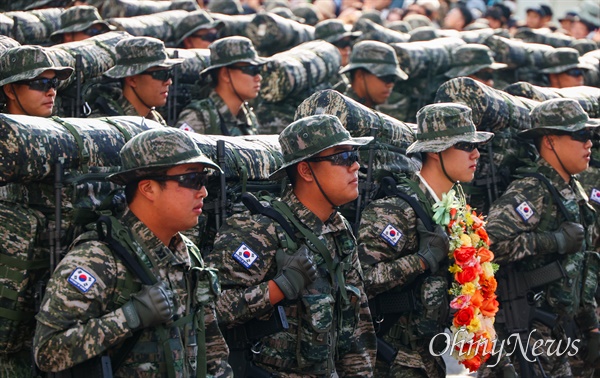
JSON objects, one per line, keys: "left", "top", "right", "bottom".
{"left": 377, "top": 75, "right": 398, "bottom": 84}
{"left": 307, "top": 150, "right": 359, "bottom": 167}
{"left": 569, "top": 129, "right": 595, "bottom": 142}
{"left": 139, "top": 69, "right": 174, "bottom": 82}
{"left": 146, "top": 172, "right": 209, "bottom": 190}
{"left": 83, "top": 27, "right": 106, "bottom": 37}
{"left": 454, "top": 142, "right": 479, "bottom": 152}
{"left": 229, "top": 65, "right": 262, "bottom": 76}
{"left": 191, "top": 32, "right": 218, "bottom": 42}
{"left": 16, "top": 77, "right": 59, "bottom": 92}
{"left": 473, "top": 70, "right": 494, "bottom": 81}
{"left": 333, "top": 38, "right": 352, "bottom": 49}
{"left": 564, "top": 68, "right": 583, "bottom": 77}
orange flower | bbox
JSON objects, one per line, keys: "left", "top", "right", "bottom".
{"left": 455, "top": 266, "right": 478, "bottom": 284}
{"left": 454, "top": 246, "right": 477, "bottom": 266}
{"left": 471, "top": 211, "right": 483, "bottom": 229}
{"left": 480, "top": 276, "right": 498, "bottom": 299}
{"left": 463, "top": 355, "right": 483, "bottom": 372}
{"left": 477, "top": 247, "right": 494, "bottom": 263}
{"left": 481, "top": 296, "right": 500, "bottom": 317}
{"left": 450, "top": 208, "right": 458, "bottom": 219}
{"left": 453, "top": 305, "right": 476, "bottom": 326}
{"left": 476, "top": 227, "right": 490, "bottom": 245}
{"left": 470, "top": 290, "right": 484, "bottom": 308}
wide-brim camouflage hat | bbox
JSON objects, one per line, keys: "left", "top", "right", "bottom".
{"left": 175, "top": 10, "right": 225, "bottom": 46}
{"left": 104, "top": 37, "right": 185, "bottom": 79}
{"left": 445, "top": 62, "right": 507, "bottom": 78}
{"left": 50, "top": 5, "right": 115, "bottom": 43}
{"left": 269, "top": 114, "right": 373, "bottom": 180}
{"left": 108, "top": 128, "right": 222, "bottom": 185}
{"left": 578, "top": 0, "right": 600, "bottom": 28}
{"left": 339, "top": 40, "right": 408, "bottom": 80}
{"left": 445, "top": 44, "right": 508, "bottom": 78}
{"left": 539, "top": 47, "right": 589, "bottom": 74}
{"left": 406, "top": 103, "right": 494, "bottom": 154}
{"left": 200, "top": 36, "right": 268, "bottom": 76}
{"left": 208, "top": 0, "right": 244, "bottom": 15}
{"left": 0, "top": 45, "right": 73, "bottom": 87}
{"left": 315, "top": 19, "right": 362, "bottom": 43}
{"left": 520, "top": 98, "right": 600, "bottom": 139}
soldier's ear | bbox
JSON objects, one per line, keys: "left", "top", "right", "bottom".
{"left": 136, "top": 179, "right": 159, "bottom": 201}
{"left": 124, "top": 76, "right": 137, "bottom": 88}
{"left": 297, "top": 161, "right": 313, "bottom": 182}
{"left": 3, "top": 85, "right": 15, "bottom": 101}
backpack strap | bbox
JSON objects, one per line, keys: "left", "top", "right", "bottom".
{"left": 520, "top": 172, "right": 573, "bottom": 223}
{"left": 241, "top": 192, "right": 298, "bottom": 249}
{"left": 52, "top": 116, "right": 90, "bottom": 174}
{"left": 381, "top": 176, "right": 435, "bottom": 232}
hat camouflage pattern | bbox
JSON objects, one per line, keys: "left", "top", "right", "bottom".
{"left": 540, "top": 47, "right": 589, "bottom": 74}
{"left": 0, "top": 45, "right": 73, "bottom": 87}
{"left": 208, "top": 0, "right": 244, "bottom": 15}
{"left": 270, "top": 7, "right": 305, "bottom": 23}
{"left": 578, "top": 0, "right": 600, "bottom": 28}
{"left": 315, "top": 19, "right": 361, "bottom": 43}
{"left": 108, "top": 128, "right": 222, "bottom": 185}
{"left": 406, "top": 103, "right": 494, "bottom": 154}
{"left": 175, "top": 10, "right": 224, "bottom": 46}
{"left": 104, "top": 37, "right": 185, "bottom": 79}
{"left": 520, "top": 98, "right": 600, "bottom": 138}
{"left": 50, "top": 5, "right": 115, "bottom": 43}
{"left": 339, "top": 40, "right": 408, "bottom": 80}
{"left": 445, "top": 44, "right": 507, "bottom": 78}
{"left": 0, "top": 36, "right": 20, "bottom": 53}
{"left": 292, "top": 4, "right": 321, "bottom": 26}
{"left": 269, "top": 114, "right": 373, "bottom": 180}
{"left": 200, "top": 36, "right": 267, "bottom": 76}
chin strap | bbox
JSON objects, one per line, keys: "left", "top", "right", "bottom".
{"left": 10, "top": 84, "right": 32, "bottom": 116}
{"left": 548, "top": 136, "right": 575, "bottom": 182}
{"left": 226, "top": 68, "right": 248, "bottom": 113}
{"left": 361, "top": 72, "right": 374, "bottom": 106}
{"left": 438, "top": 152, "right": 459, "bottom": 186}
{"left": 131, "top": 86, "right": 155, "bottom": 117}
{"left": 306, "top": 162, "right": 340, "bottom": 212}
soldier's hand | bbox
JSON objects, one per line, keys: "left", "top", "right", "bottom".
{"left": 416, "top": 219, "right": 449, "bottom": 273}
{"left": 122, "top": 281, "right": 174, "bottom": 331}
{"left": 273, "top": 245, "right": 318, "bottom": 300}
{"left": 553, "top": 221, "right": 585, "bottom": 254}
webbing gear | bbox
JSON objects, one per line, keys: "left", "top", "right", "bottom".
{"left": 241, "top": 193, "right": 298, "bottom": 249}
{"left": 521, "top": 172, "right": 573, "bottom": 222}
{"left": 380, "top": 176, "right": 434, "bottom": 232}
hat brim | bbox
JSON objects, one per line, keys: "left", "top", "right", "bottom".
{"left": 519, "top": 118, "right": 600, "bottom": 138}
{"left": 200, "top": 56, "right": 269, "bottom": 77}
{"left": 268, "top": 137, "right": 373, "bottom": 180}
{"left": 445, "top": 62, "right": 508, "bottom": 78}
{"left": 540, "top": 61, "right": 590, "bottom": 74}
{"left": 340, "top": 63, "right": 409, "bottom": 80}
{"left": 406, "top": 131, "right": 494, "bottom": 154}
{"left": 50, "top": 21, "right": 116, "bottom": 42}
{"left": 0, "top": 66, "right": 74, "bottom": 87}
{"left": 107, "top": 155, "right": 223, "bottom": 185}
{"left": 104, "top": 58, "right": 185, "bottom": 79}
{"left": 322, "top": 30, "right": 362, "bottom": 44}
{"left": 175, "top": 20, "right": 225, "bottom": 46}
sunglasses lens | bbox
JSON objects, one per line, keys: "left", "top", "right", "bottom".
{"left": 180, "top": 172, "right": 208, "bottom": 190}
{"left": 85, "top": 28, "right": 103, "bottom": 37}
{"left": 201, "top": 33, "right": 218, "bottom": 42}
{"left": 232, "top": 65, "right": 261, "bottom": 76}
{"left": 26, "top": 78, "right": 58, "bottom": 92}
{"left": 378, "top": 75, "right": 397, "bottom": 84}
{"left": 455, "top": 142, "right": 477, "bottom": 152}
{"left": 566, "top": 68, "right": 583, "bottom": 77}
{"left": 330, "top": 151, "right": 359, "bottom": 166}
{"left": 571, "top": 130, "right": 593, "bottom": 142}
{"left": 145, "top": 70, "right": 173, "bottom": 81}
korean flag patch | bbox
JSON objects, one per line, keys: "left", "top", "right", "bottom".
{"left": 67, "top": 267, "right": 97, "bottom": 293}
{"left": 515, "top": 201, "right": 534, "bottom": 222}
{"left": 590, "top": 188, "right": 600, "bottom": 205}
{"left": 232, "top": 243, "right": 259, "bottom": 269}
{"left": 381, "top": 224, "right": 402, "bottom": 246}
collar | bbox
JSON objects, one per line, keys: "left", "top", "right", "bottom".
{"left": 282, "top": 188, "right": 348, "bottom": 235}
{"left": 416, "top": 171, "right": 441, "bottom": 203}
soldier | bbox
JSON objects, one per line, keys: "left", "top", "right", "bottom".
{"left": 315, "top": 19, "right": 362, "bottom": 67}
{"left": 174, "top": 10, "right": 224, "bottom": 50}
{"left": 175, "top": 36, "right": 266, "bottom": 135}
{"left": 49, "top": 5, "right": 115, "bottom": 44}
{"left": 207, "top": 0, "right": 244, "bottom": 15}
{"left": 339, "top": 40, "right": 407, "bottom": 109}
{"left": 205, "top": 115, "right": 377, "bottom": 376}
{"left": 0, "top": 45, "right": 73, "bottom": 117}
{"left": 33, "top": 128, "right": 233, "bottom": 377}
{"left": 89, "top": 36, "right": 184, "bottom": 126}
{"left": 486, "top": 98, "right": 599, "bottom": 377}
{"left": 357, "top": 103, "right": 493, "bottom": 377}
{"left": 541, "top": 47, "right": 591, "bottom": 88}
{"left": 444, "top": 44, "right": 507, "bottom": 89}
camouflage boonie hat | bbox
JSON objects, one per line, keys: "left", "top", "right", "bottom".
{"left": 200, "top": 36, "right": 268, "bottom": 76}
{"left": 108, "top": 128, "right": 222, "bottom": 185}
{"left": 270, "top": 7, "right": 305, "bottom": 23}
{"left": 0, "top": 36, "right": 20, "bottom": 53}
{"left": 406, "top": 103, "right": 494, "bottom": 154}
{"left": 578, "top": 0, "right": 600, "bottom": 28}
{"left": 269, "top": 114, "right": 373, "bottom": 180}
{"left": 315, "top": 19, "right": 361, "bottom": 44}
{"left": 292, "top": 4, "right": 321, "bottom": 26}
{"left": 339, "top": 40, "right": 408, "bottom": 80}
{"left": 520, "top": 98, "right": 600, "bottom": 139}
{"left": 445, "top": 44, "right": 507, "bottom": 78}
{"left": 50, "top": 5, "right": 115, "bottom": 43}
{"left": 175, "top": 10, "right": 224, "bottom": 46}
{"left": 0, "top": 45, "right": 73, "bottom": 87}
{"left": 540, "top": 47, "right": 590, "bottom": 74}
{"left": 208, "top": 0, "right": 244, "bottom": 15}
{"left": 104, "top": 37, "right": 185, "bottom": 79}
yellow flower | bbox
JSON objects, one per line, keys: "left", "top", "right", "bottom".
{"left": 467, "top": 316, "right": 481, "bottom": 333}
{"left": 461, "top": 282, "right": 476, "bottom": 295}
{"left": 470, "top": 233, "right": 480, "bottom": 246}
{"left": 449, "top": 264, "right": 463, "bottom": 273}
{"left": 481, "top": 262, "right": 494, "bottom": 278}
{"left": 465, "top": 211, "right": 473, "bottom": 226}
{"left": 460, "top": 234, "right": 472, "bottom": 247}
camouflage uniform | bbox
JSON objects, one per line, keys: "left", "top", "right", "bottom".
{"left": 579, "top": 143, "right": 600, "bottom": 250}
{"left": 88, "top": 87, "right": 168, "bottom": 126}
{"left": 175, "top": 37, "right": 265, "bottom": 135}
{"left": 314, "top": 19, "right": 361, "bottom": 89}
{"left": 540, "top": 47, "right": 591, "bottom": 75}
{"left": 486, "top": 99, "right": 599, "bottom": 378}
{"left": 206, "top": 115, "right": 377, "bottom": 376}
{"left": 358, "top": 104, "right": 493, "bottom": 378}
{"left": 33, "top": 128, "right": 233, "bottom": 377}
{"left": 174, "top": 10, "right": 224, "bottom": 47}
{"left": 49, "top": 5, "right": 115, "bottom": 43}
{"left": 444, "top": 44, "right": 507, "bottom": 80}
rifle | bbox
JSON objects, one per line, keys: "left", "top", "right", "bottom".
{"left": 167, "top": 50, "right": 179, "bottom": 126}
{"left": 75, "top": 54, "right": 83, "bottom": 118}
{"left": 353, "top": 124, "right": 378, "bottom": 234}
{"left": 216, "top": 140, "right": 227, "bottom": 231}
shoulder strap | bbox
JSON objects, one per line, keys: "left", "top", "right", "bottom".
{"left": 521, "top": 172, "right": 573, "bottom": 223}
{"left": 241, "top": 192, "right": 298, "bottom": 249}
{"left": 381, "top": 176, "right": 435, "bottom": 232}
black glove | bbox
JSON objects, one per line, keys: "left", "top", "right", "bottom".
{"left": 416, "top": 219, "right": 449, "bottom": 273}
{"left": 273, "top": 245, "right": 318, "bottom": 300}
{"left": 585, "top": 330, "right": 600, "bottom": 365}
{"left": 122, "top": 281, "right": 174, "bottom": 330}
{"left": 537, "top": 221, "right": 585, "bottom": 255}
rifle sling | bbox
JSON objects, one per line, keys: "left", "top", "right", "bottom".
{"left": 381, "top": 176, "right": 434, "bottom": 232}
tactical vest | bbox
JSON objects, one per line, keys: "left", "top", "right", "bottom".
{"left": 185, "top": 99, "right": 257, "bottom": 136}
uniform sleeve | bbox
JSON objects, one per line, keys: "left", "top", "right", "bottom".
{"left": 205, "top": 212, "right": 280, "bottom": 327}
{"left": 486, "top": 179, "right": 547, "bottom": 264}
{"left": 357, "top": 197, "right": 426, "bottom": 298}
{"left": 176, "top": 104, "right": 208, "bottom": 134}
{"left": 204, "top": 303, "right": 234, "bottom": 377}
{"left": 33, "top": 242, "right": 132, "bottom": 372}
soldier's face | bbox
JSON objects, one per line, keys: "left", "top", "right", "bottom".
{"left": 551, "top": 69, "right": 584, "bottom": 88}
{"left": 438, "top": 144, "right": 481, "bottom": 183}
{"left": 548, "top": 134, "right": 593, "bottom": 175}
{"left": 184, "top": 28, "right": 219, "bottom": 49}
{"left": 525, "top": 11, "right": 544, "bottom": 29}
{"left": 226, "top": 64, "right": 262, "bottom": 100}
{"left": 133, "top": 68, "right": 173, "bottom": 107}
{"left": 359, "top": 71, "right": 395, "bottom": 105}
{"left": 5, "top": 70, "right": 57, "bottom": 117}
{"left": 571, "top": 21, "right": 590, "bottom": 39}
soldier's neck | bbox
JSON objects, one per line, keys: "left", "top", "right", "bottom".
{"left": 215, "top": 86, "right": 243, "bottom": 117}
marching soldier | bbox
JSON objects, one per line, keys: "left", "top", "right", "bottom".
{"left": 49, "top": 5, "right": 115, "bottom": 44}
{"left": 174, "top": 10, "right": 224, "bottom": 50}
{"left": 444, "top": 44, "right": 507, "bottom": 89}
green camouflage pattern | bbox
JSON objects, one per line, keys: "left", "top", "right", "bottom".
{"left": 167, "top": 47, "right": 211, "bottom": 84}
{"left": 206, "top": 188, "right": 376, "bottom": 375}
{"left": 581, "top": 50, "right": 600, "bottom": 87}
{"left": 210, "top": 13, "right": 253, "bottom": 38}
{"left": 406, "top": 103, "right": 493, "bottom": 154}
{"left": 4, "top": 8, "right": 62, "bottom": 46}
{"left": 358, "top": 9, "right": 384, "bottom": 25}
{"left": 101, "top": 0, "right": 199, "bottom": 18}
{"left": 484, "top": 35, "right": 529, "bottom": 69}
{"left": 0, "top": 36, "right": 19, "bottom": 53}
{"left": 390, "top": 37, "right": 465, "bottom": 78}
{"left": 49, "top": 5, "right": 114, "bottom": 42}
{"left": 269, "top": 113, "right": 373, "bottom": 179}
{"left": 200, "top": 36, "right": 267, "bottom": 76}
{"left": 108, "top": 127, "right": 221, "bottom": 185}
{"left": 458, "top": 27, "right": 508, "bottom": 44}
{"left": 0, "top": 45, "right": 73, "bottom": 88}
{"left": 520, "top": 98, "right": 600, "bottom": 138}
{"left": 261, "top": 40, "right": 341, "bottom": 103}
{"left": 291, "top": 4, "right": 321, "bottom": 26}
{"left": 253, "top": 96, "right": 298, "bottom": 134}
{"left": 514, "top": 27, "right": 575, "bottom": 48}
{"left": 408, "top": 26, "right": 450, "bottom": 42}
{"left": 208, "top": 0, "right": 244, "bottom": 15}
{"left": 444, "top": 43, "right": 507, "bottom": 78}
{"left": 540, "top": 47, "right": 585, "bottom": 74}
{"left": 270, "top": 7, "right": 304, "bottom": 23}
{"left": 314, "top": 19, "right": 361, "bottom": 43}
{"left": 402, "top": 14, "right": 432, "bottom": 29}
{"left": 174, "top": 10, "right": 224, "bottom": 46}
{"left": 340, "top": 40, "right": 407, "bottom": 80}
{"left": 352, "top": 18, "right": 410, "bottom": 45}
{"left": 104, "top": 35, "right": 184, "bottom": 79}
{"left": 106, "top": 10, "right": 190, "bottom": 47}
{"left": 571, "top": 39, "right": 599, "bottom": 56}
{"left": 246, "top": 12, "right": 315, "bottom": 56}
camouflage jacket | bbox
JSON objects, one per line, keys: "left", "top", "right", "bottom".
{"left": 342, "top": 85, "right": 409, "bottom": 122}
{"left": 579, "top": 163, "right": 600, "bottom": 250}
{"left": 88, "top": 87, "right": 167, "bottom": 126}
{"left": 33, "top": 209, "right": 232, "bottom": 377}
{"left": 206, "top": 188, "right": 376, "bottom": 377}
{"left": 175, "top": 90, "right": 258, "bottom": 136}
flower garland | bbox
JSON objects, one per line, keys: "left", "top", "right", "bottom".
{"left": 432, "top": 186, "right": 499, "bottom": 372}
